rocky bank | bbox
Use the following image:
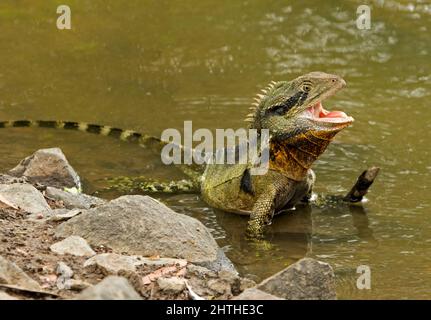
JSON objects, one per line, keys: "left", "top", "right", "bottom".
{"left": 0, "top": 148, "right": 336, "bottom": 300}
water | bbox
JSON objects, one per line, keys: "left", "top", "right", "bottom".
{"left": 0, "top": 0, "right": 430, "bottom": 299}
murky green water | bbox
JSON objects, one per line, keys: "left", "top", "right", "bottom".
{"left": 0, "top": 0, "right": 430, "bottom": 299}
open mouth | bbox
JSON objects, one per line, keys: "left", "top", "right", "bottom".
{"left": 304, "top": 101, "right": 354, "bottom": 124}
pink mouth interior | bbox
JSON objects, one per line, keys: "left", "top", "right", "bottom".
{"left": 306, "top": 102, "right": 353, "bottom": 123}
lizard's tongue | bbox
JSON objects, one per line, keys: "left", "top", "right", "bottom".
{"left": 313, "top": 102, "right": 348, "bottom": 119}
{"left": 319, "top": 109, "right": 348, "bottom": 118}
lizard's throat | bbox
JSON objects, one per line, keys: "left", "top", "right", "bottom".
{"left": 269, "top": 130, "right": 338, "bottom": 181}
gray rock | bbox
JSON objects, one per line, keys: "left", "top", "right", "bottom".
{"left": 157, "top": 277, "right": 186, "bottom": 293}
{"left": 50, "top": 236, "right": 96, "bottom": 257}
{"left": 48, "top": 208, "right": 83, "bottom": 222}
{"left": 56, "top": 262, "right": 74, "bottom": 279}
{"left": 64, "top": 279, "right": 91, "bottom": 291}
{"left": 0, "top": 183, "right": 51, "bottom": 214}
{"left": 27, "top": 208, "right": 81, "bottom": 222}
{"left": 55, "top": 195, "right": 219, "bottom": 264}
{"left": 233, "top": 288, "right": 284, "bottom": 300}
{"left": 0, "top": 174, "right": 28, "bottom": 185}
{"left": 198, "top": 248, "right": 238, "bottom": 273}
{"left": 0, "top": 256, "right": 41, "bottom": 291}
{"left": 0, "top": 291, "right": 18, "bottom": 300}
{"left": 8, "top": 148, "right": 81, "bottom": 189}
{"left": 75, "top": 276, "right": 142, "bottom": 300}
{"left": 257, "top": 258, "right": 337, "bottom": 300}
{"left": 84, "top": 253, "right": 137, "bottom": 275}
{"left": 207, "top": 278, "right": 231, "bottom": 295}
{"left": 136, "top": 257, "right": 187, "bottom": 267}
{"left": 45, "top": 187, "right": 105, "bottom": 209}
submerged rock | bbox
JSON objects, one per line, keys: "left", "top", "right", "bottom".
{"left": 75, "top": 276, "right": 142, "bottom": 300}
{"left": 50, "top": 236, "right": 96, "bottom": 257}
{"left": 8, "top": 148, "right": 81, "bottom": 189}
{"left": 0, "top": 183, "right": 51, "bottom": 214}
{"left": 55, "top": 195, "right": 221, "bottom": 265}
{"left": 256, "top": 258, "right": 336, "bottom": 300}
{"left": 0, "top": 256, "right": 41, "bottom": 291}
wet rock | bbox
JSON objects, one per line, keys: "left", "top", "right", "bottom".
{"left": 198, "top": 249, "right": 237, "bottom": 273}
{"left": 0, "top": 290, "right": 18, "bottom": 300}
{"left": 257, "top": 258, "right": 337, "bottom": 300}
{"left": 45, "top": 187, "right": 105, "bottom": 209}
{"left": 157, "top": 277, "right": 186, "bottom": 293}
{"left": 8, "top": 148, "right": 81, "bottom": 189}
{"left": 50, "top": 236, "right": 96, "bottom": 257}
{"left": 233, "top": 288, "right": 284, "bottom": 300}
{"left": 0, "top": 256, "right": 41, "bottom": 291}
{"left": 55, "top": 195, "right": 220, "bottom": 265}
{"left": 75, "top": 276, "right": 142, "bottom": 300}
{"left": 84, "top": 253, "right": 137, "bottom": 275}
{"left": 0, "top": 183, "right": 51, "bottom": 214}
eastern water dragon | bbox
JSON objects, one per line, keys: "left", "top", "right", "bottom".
{"left": 0, "top": 72, "right": 378, "bottom": 239}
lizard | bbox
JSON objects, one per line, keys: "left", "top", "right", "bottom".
{"left": 0, "top": 72, "right": 374, "bottom": 239}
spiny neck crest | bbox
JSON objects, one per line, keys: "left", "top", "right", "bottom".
{"left": 244, "top": 80, "right": 279, "bottom": 130}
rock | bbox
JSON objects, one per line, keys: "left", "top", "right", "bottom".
{"left": 84, "top": 253, "right": 137, "bottom": 275}
{"left": 256, "top": 258, "right": 337, "bottom": 300}
{"left": 8, "top": 148, "right": 81, "bottom": 189}
{"left": 48, "top": 208, "right": 83, "bottom": 222}
{"left": 207, "top": 278, "right": 231, "bottom": 296}
{"left": 0, "top": 174, "right": 28, "bottom": 185}
{"left": 0, "top": 183, "right": 51, "bottom": 214}
{"left": 186, "top": 264, "right": 217, "bottom": 278}
{"left": 157, "top": 277, "right": 186, "bottom": 293}
{"left": 56, "top": 262, "right": 74, "bottom": 279}
{"left": 45, "top": 187, "right": 105, "bottom": 210}
{"left": 75, "top": 276, "right": 142, "bottom": 300}
{"left": 0, "top": 291, "right": 18, "bottom": 300}
{"left": 50, "top": 236, "right": 96, "bottom": 257}
{"left": 239, "top": 278, "right": 257, "bottom": 291}
{"left": 233, "top": 288, "right": 284, "bottom": 300}
{"left": 55, "top": 195, "right": 220, "bottom": 264}
{"left": 64, "top": 279, "right": 91, "bottom": 291}
{"left": 0, "top": 256, "right": 41, "bottom": 291}
{"left": 27, "top": 208, "right": 82, "bottom": 222}
{"left": 136, "top": 257, "right": 187, "bottom": 267}
{"left": 199, "top": 249, "right": 238, "bottom": 273}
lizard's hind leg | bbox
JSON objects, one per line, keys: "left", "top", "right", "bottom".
{"left": 104, "top": 176, "right": 199, "bottom": 194}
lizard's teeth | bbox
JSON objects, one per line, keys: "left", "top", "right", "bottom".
{"left": 256, "top": 94, "right": 265, "bottom": 99}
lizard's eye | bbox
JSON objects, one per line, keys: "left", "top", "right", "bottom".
{"left": 302, "top": 84, "right": 312, "bottom": 92}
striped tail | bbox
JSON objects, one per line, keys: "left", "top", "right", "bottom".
{"left": 0, "top": 120, "right": 156, "bottom": 144}
{"left": 0, "top": 120, "right": 205, "bottom": 181}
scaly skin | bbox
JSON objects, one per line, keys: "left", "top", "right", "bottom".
{"left": 0, "top": 72, "right": 354, "bottom": 239}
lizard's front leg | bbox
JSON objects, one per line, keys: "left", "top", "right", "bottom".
{"left": 246, "top": 177, "right": 294, "bottom": 239}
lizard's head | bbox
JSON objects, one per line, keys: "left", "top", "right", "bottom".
{"left": 246, "top": 71, "right": 353, "bottom": 140}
